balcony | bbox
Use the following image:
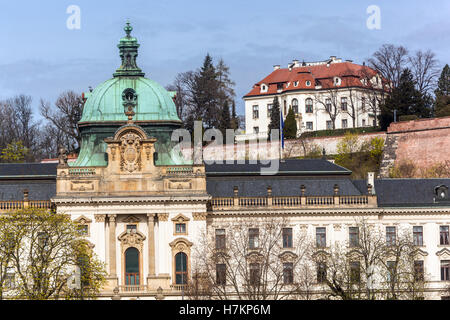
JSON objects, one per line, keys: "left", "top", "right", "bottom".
{"left": 0, "top": 200, "right": 52, "bottom": 213}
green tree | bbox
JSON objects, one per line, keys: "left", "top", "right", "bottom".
{"left": 283, "top": 107, "right": 297, "bottom": 139}
{"left": 193, "top": 54, "right": 220, "bottom": 129}
{"left": 435, "top": 64, "right": 450, "bottom": 117}
{"left": 379, "top": 68, "right": 429, "bottom": 130}
{"left": 0, "top": 141, "right": 28, "bottom": 163}
{"left": 268, "top": 97, "right": 280, "bottom": 140}
{"left": 2, "top": 208, "right": 106, "bottom": 300}
{"left": 218, "top": 101, "right": 231, "bottom": 137}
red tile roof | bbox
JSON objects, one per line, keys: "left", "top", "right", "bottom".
{"left": 244, "top": 62, "right": 386, "bottom": 98}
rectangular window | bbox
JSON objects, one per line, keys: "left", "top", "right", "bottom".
{"left": 386, "top": 261, "right": 396, "bottom": 283}
{"left": 5, "top": 269, "right": 15, "bottom": 289}
{"left": 249, "top": 228, "right": 259, "bottom": 249}
{"left": 127, "top": 224, "right": 137, "bottom": 233}
{"left": 215, "top": 229, "right": 226, "bottom": 250}
{"left": 414, "top": 261, "right": 424, "bottom": 281}
{"left": 386, "top": 226, "right": 396, "bottom": 246}
{"left": 325, "top": 98, "right": 331, "bottom": 112}
{"left": 216, "top": 264, "right": 226, "bottom": 285}
{"left": 441, "top": 260, "right": 450, "bottom": 281}
{"left": 440, "top": 226, "right": 449, "bottom": 245}
{"left": 252, "top": 105, "right": 259, "bottom": 119}
{"left": 249, "top": 263, "right": 260, "bottom": 285}
{"left": 326, "top": 120, "right": 333, "bottom": 130}
{"left": 283, "top": 263, "right": 294, "bottom": 284}
{"left": 361, "top": 97, "right": 366, "bottom": 112}
{"left": 362, "top": 119, "right": 366, "bottom": 127}
{"left": 306, "top": 121, "right": 313, "bottom": 130}
{"left": 253, "top": 126, "right": 259, "bottom": 134}
{"left": 282, "top": 228, "right": 293, "bottom": 248}
{"left": 77, "top": 224, "right": 89, "bottom": 236}
{"left": 305, "top": 99, "right": 313, "bottom": 113}
{"left": 341, "top": 97, "right": 347, "bottom": 111}
{"left": 316, "top": 227, "right": 326, "bottom": 248}
{"left": 349, "top": 227, "right": 359, "bottom": 247}
{"left": 317, "top": 263, "right": 327, "bottom": 283}
{"left": 342, "top": 119, "right": 348, "bottom": 128}
{"left": 267, "top": 104, "right": 273, "bottom": 118}
{"left": 175, "top": 223, "right": 186, "bottom": 234}
{"left": 413, "top": 226, "right": 423, "bottom": 246}
{"left": 350, "top": 261, "right": 360, "bottom": 283}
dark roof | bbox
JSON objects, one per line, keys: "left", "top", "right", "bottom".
{"left": 206, "top": 176, "right": 362, "bottom": 197}
{"left": 205, "top": 159, "right": 351, "bottom": 176}
{"left": 375, "top": 179, "right": 450, "bottom": 207}
{"left": 0, "top": 181, "right": 56, "bottom": 201}
{"left": 0, "top": 163, "right": 57, "bottom": 179}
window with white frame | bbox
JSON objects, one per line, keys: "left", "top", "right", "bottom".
{"left": 305, "top": 98, "right": 313, "bottom": 113}
{"left": 252, "top": 105, "right": 259, "bottom": 119}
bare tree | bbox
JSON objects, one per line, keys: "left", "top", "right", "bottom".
{"left": 191, "top": 217, "right": 312, "bottom": 300}
{"left": 311, "top": 218, "right": 426, "bottom": 300}
{"left": 368, "top": 44, "right": 409, "bottom": 89}
{"left": 315, "top": 89, "right": 341, "bottom": 130}
{"left": 408, "top": 50, "right": 440, "bottom": 96}
{"left": 39, "top": 91, "right": 83, "bottom": 154}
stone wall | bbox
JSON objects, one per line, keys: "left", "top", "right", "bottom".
{"left": 379, "top": 116, "right": 450, "bottom": 177}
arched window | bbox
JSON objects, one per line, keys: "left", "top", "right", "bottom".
{"left": 175, "top": 252, "right": 188, "bottom": 284}
{"left": 125, "top": 247, "right": 140, "bottom": 285}
{"left": 292, "top": 99, "right": 298, "bottom": 114}
{"left": 305, "top": 98, "right": 313, "bottom": 113}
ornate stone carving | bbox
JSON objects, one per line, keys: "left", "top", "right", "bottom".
{"left": 167, "top": 179, "right": 192, "bottom": 190}
{"left": 158, "top": 213, "right": 169, "bottom": 221}
{"left": 193, "top": 212, "right": 207, "bottom": 221}
{"left": 94, "top": 214, "right": 106, "bottom": 222}
{"left": 279, "top": 251, "right": 298, "bottom": 262}
{"left": 119, "top": 131, "right": 142, "bottom": 173}
{"left": 333, "top": 224, "right": 342, "bottom": 231}
{"left": 70, "top": 181, "right": 94, "bottom": 191}
{"left": 169, "top": 238, "right": 193, "bottom": 252}
{"left": 118, "top": 230, "right": 146, "bottom": 252}
{"left": 109, "top": 214, "right": 117, "bottom": 222}
{"left": 58, "top": 147, "right": 68, "bottom": 168}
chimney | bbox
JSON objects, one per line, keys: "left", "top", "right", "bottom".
{"left": 367, "top": 172, "right": 375, "bottom": 195}
{"left": 273, "top": 65, "right": 280, "bottom": 71}
{"left": 330, "top": 56, "right": 337, "bottom": 61}
{"left": 292, "top": 59, "right": 299, "bottom": 67}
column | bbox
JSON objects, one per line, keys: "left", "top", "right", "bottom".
{"left": 94, "top": 214, "right": 107, "bottom": 262}
{"left": 108, "top": 214, "right": 117, "bottom": 277}
{"left": 147, "top": 213, "right": 156, "bottom": 277}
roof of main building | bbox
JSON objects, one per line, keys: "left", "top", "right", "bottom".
{"left": 0, "top": 162, "right": 448, "bottom": 207}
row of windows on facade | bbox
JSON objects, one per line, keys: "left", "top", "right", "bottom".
{"left": 252, "top": 97, "right": 376, "bottom": 119}
{"left": 215, "top": 226, "right": 450, "bottom": 251}
{"left": 213, "top": 226, "right": 450, "bottom": 286}
{"left": 212, "top": 260, "right": 439, "bottom": 287}
{"left": 252, "top": 118, "right": 375, "bottom": 134}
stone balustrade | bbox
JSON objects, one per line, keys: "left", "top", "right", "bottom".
{"left": 211, "top": 194, "right": 376, "bottom": 210}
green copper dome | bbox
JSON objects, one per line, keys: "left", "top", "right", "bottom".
{"left": 72, "top": 22, "right": 189, "bottom": 167}
{"left": 79, "top": 77, "right": 180, "bottom": 123}
{"left": 79, "top": 21, "right": 180, "bottom": 124}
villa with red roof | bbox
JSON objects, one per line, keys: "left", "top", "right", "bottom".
{"left": 241, "top": 56, "right": 389, "bottom": 140}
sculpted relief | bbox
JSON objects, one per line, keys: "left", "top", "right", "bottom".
{"left": 120, "top": 131, "right": 142, "bottom": 173}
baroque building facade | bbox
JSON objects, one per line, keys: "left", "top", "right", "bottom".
{"left": 0, "top": 23, "right": 449, "bottom": 300}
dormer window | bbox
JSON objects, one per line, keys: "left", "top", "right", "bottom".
{"left": 306, "top": 80, "right": 311, "bottom": 86}
{"left": 260, "top": 84, "right": 268, "bottom": 93}
{"left": 294, "top": 81, "right": 299, "bottom": 87}
{"left": 334, "top": 77, "right": 341, "bottom": 86}
{"left": 435, "top": 185, "right": 449, "bottom": 202}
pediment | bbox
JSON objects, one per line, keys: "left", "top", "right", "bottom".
{"left": 278, "top": 251, "right": 298, "bottom": 262}
{"left": 118, "top": 230, "right": 146, "bottom": 243}
{"left": 169, "top": 237, "right": 193, "bottom": 252}
{"left": 123, "top": 215, "right": 141, "bottom": 223}
{"left": 74, "top": 215, "right": 92, "bottom": 224}
{"left": 171, "top": 214, "right": 190, "bottom": 223}
{"left": 436, "top": 248, "right": 450, "bottom": 259}
{"left": 411, "top": 248, "right": 429, "bottom": 257}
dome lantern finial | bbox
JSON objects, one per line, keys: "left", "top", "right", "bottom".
{"left": 124, "top": 20, "right": 133, "bottom": 37}
{"left": 113, "top": 20, "right": 145, "bottom": 78}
